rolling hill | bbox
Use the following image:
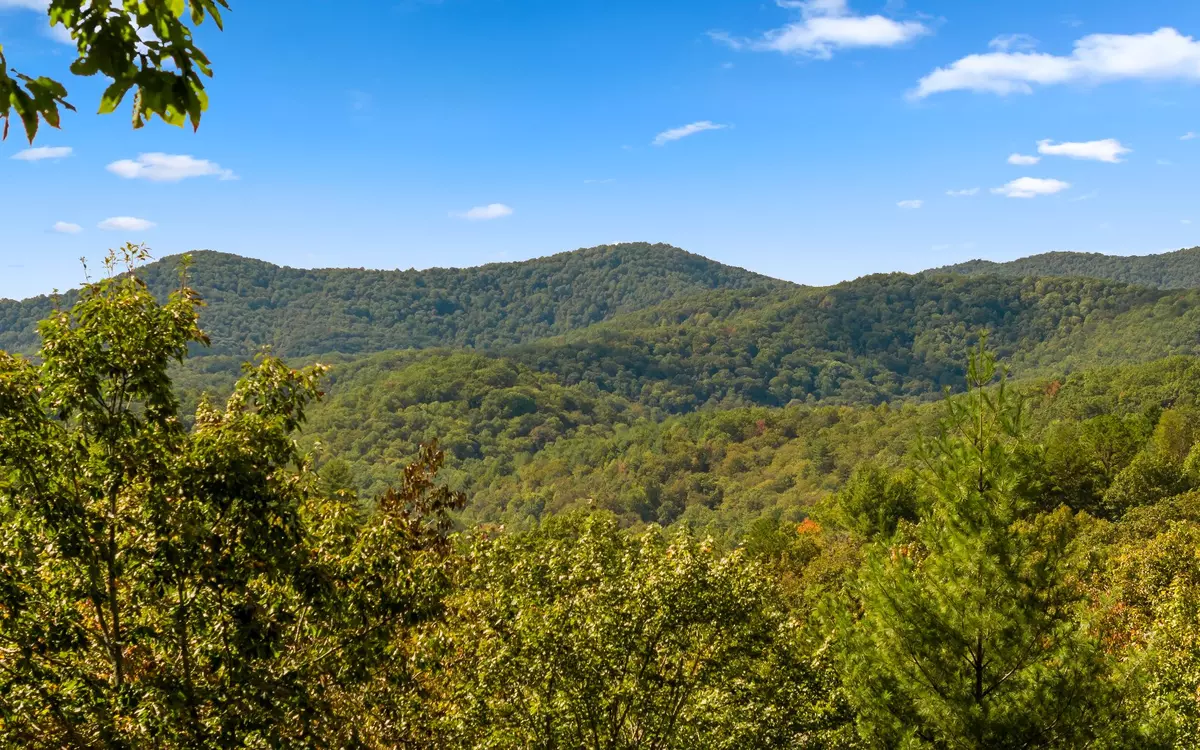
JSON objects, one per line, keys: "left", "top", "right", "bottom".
{"left": 0, "top": 242, "right": 783, "bottom": 357}
{"left": 933, "top": 246, "right": 1200, "bottom": 288}
{"left": 18, "top": 240, "right": 1200, "bottom": 529}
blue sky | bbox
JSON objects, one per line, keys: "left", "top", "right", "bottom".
{"left": 3, "top": 0, "right": 1200, "bottom": 299}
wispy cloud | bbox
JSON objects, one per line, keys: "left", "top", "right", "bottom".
{"left": 1070, "top": 189, "right": 1100, "bottom": 202}
{"left": 52, "top": 221, "right": 81, "bottom": 234}
{"left": 107, "top": 153, "right": 236, "bottom": 182}
{"left": 652, "top": 121, "right": 728, "bottom": 146}
{"left": 98, "top": 216, "right": 155, "bottom": 231}
{"left": 451, "top": 203, "right": 514, "bottom": 221}
{"left": 946, "top": 187, "right": 979, "bottom": 197}
{"left": 1037, "top": 138, "right": 1129, "bottom": 163}
{"left": 988, "top": 34, "right": 1038, "bottom": 53}
{"left": 992, "top": 177, "right": 1071, "bottom": 199}
{"left": 12, "top": 146, "right": 72, "bottom": 161}
{"left": 897, "top": 199, "right": 923, "bottom": 209}
{"left": 1007, "top": 153, "right": 1040, "bottom": 165}
{"left": 0, "top": 0, "right": 49, "bottom": 9}
{"left": 914, "top": 28, "right": 1200, "bottom": 98}
{"left": 709, "top": 0, "right": 928, "bottom": 60}
{"left": 1182, "top": 132, "right": 1198, "bottom": 141}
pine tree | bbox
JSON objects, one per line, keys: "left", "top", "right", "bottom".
{"left": 840, "top": 340, "right": 1112, "bottom": 748}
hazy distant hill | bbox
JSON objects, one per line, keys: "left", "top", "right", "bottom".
{"left": 0, "top": 243, "right": 782, "bottom": 356}
{"left": 933, "top": 246, "right": 1200, "bottom": 289}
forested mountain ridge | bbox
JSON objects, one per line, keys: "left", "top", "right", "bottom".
{"left": 160, "top": 267, "right": 1192, "bottom": 420}
{"left": 933, "top": 245, "right": 1200, "bottom": 288}
{"left": 0, "top": 242, "right": 783, "bottom": 357}
{"left": 500, "top": 272, "right": 1173, "bottom": 410}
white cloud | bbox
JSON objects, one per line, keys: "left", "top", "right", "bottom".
{"left": 106, "top": 153, "right": 236, "bottom": 182}
{"left": 914, "top": 27, "right": 1200, "bottom": 98}
{"left": 652, "top": 121, "right": 728, "bottom": 146}
{"left": 992, "top": 177, "right": 1071, "bottom": 199}
{"left": 0, "top": 0, "right": 49, "bottom": 8}
{"left": 946, "top": 187, "right": 979, "bottom": 196}
{"left": 12, "top": 146, "right": 72, "bottom": 161}
{"left": 897, "top": 199, "right": 923, "bottom": 209}
{"left": 710, "top": 0, "right": 927, "bottom": 60}
{"left": 98, "top": 216, "right": 155, "bottom": 231}
{"left": 1007, "top": 153, "right": 1041, "bottom": 165}
{"left": 451, "top": 203, "right": 514, "bottom": 221}
{"left": 1070, "top": 189, "right": 1100, "bottom": 202}
{"left": 1158, "top": 158, "right": 1174, "bottom": 166}
{"left": 52, "top": 221, "right": 81, "bottom": 234}
{"left": 1182, "top": 132, "right": 1197, "bottom": 140}
{"left": 1183, "top": 219, "right": 1193, "bottom": 225}
{"left": 1037, "top": 138, "right": 1130, "bottom": 163}
{"left": 989, "top": 34, "right": 1038, "bottom": 53}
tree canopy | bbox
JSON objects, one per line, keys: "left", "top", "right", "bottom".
{"left": 1, "top": 0, "right": 228, "bottom": 143}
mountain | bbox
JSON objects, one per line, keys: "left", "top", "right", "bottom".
{"left": 286, "top": 269, "right": 1200, "bottom": 527}
{"left": 0, "top": 243, "right": 783, "bottom": 357}
{"left": 933, "top": 246, "right": 1200, "bottom": 289}
{"left": 500, "top": 272, "right": 1174, "bottom": 411}
{"left": 14, "top": 240, "right": 1200, "bottom": 534}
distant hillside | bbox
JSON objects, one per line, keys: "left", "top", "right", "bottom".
{"left": 500, "top": 273, "right": 1172, "bottom": 411}
{"left": 298, "top": 346, "right": 1200, "bottom": 529}
{"left": 179, "top": 270, "right": 1200, "bottom": 419}
{"left": 0, "top": 243, "right": 782, "bottom": 357}
{"left": 934, "top": 246, "right": 1200, "bottom": 288}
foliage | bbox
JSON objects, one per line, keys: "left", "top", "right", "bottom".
{"left": 1097, "top": 502, "right": 1200, "bottom": 746}
{"left": 0, "top": 247, "right": 464, "bottom": 747}
{"left": 1, "top": 0, "right": 227, "bottom": 143}
{"left": 419, "top": 513, "right": 856, "bottom": 748}
{"left": 504, "top": 272, "right": 1173, "bottom": 412}
{"left": 289, "top": 352, "right": 1200, "bottom": 541}
{"left": 840, "top": 343, "right": 1114, "bottom": 747}
{"left": 11, "top": 237, "right": 1200, "bottom": 745}
{"left": 0, "top": 244, "right": 777, "bottom": 355}
{"left": 300, "top": 349, "right": 644, "bottom": 499}
{"left": 936, "top": 246, "right": 1200, "bottom": 290}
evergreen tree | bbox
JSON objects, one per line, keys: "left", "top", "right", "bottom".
{"left": 840, "top": 341, "right": 1112, "bottom": 747}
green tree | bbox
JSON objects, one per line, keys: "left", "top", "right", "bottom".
{"left": 1103, "top": 451, "right": 1192, "bottom": 519}
{"left": 840, "top": 342, "right": 1112, "bottom": 748}
{"left": 1099, "top": 509, "right": 1200, "bottom": 747}
{"left": 826, "top": 464, "right": 920, "bottom": 541}
{"left": 1041, "top": 414, "right": 1149, "bottom": 517}
{"left": 319, "top": 456, "right": 359, "bottom": 499}
{"left": 2, "top": 0, "right": 228, "bottom": 142}
{"left": 0, "top": 247, "right": 463, "bottom": 747}
{"left": 425, "top": 512, "right": 852, "bottom": 749}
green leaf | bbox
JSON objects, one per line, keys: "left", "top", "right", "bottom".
{"left": 98, "top": 80, "right": 133, "bottom": 114}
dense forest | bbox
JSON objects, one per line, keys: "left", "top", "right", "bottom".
{"left": 0, "top": 243, "right": 780, "bottom": 357}
{"left": 936, "top": 246, "right": 1200, "bottom": 289}
{"left": 7, "top": 251, "right": 1200, "bottom": 746}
